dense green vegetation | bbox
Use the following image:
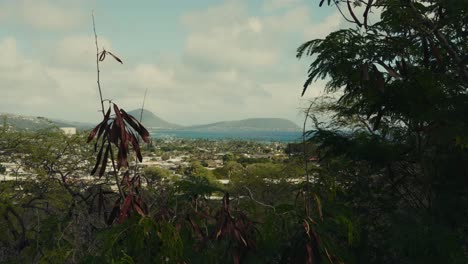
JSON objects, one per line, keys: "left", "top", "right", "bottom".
{"left": 296, "top": 0, "right": 468, "bottom": 263}
{"left": 0, "top": 128, "right": 329, "bottom": 263}
{"left": 0, "top": 0, "right": 467, "bottom": 263}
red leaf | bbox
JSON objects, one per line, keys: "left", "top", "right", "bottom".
{"left": 119, "top": 194, "right": 134, "bottom": 223}
{"left": 98, "top": 144, "right": 110, "bottom": 177}
{"left": 87, "top": 107, "right": 111, "bottom": 143}
{"left": 129, "top": 131, "right": 143, "bottom": 162}
{"left": 87, "top": 123, "right": 102, "bottom": 143}
{"left": 99, "top": 50, "right": 106, "bottom": 61}
{"left": 133, "top": 201, "right": 146, "bottom": 216}
{"left": 107, "top": 51, "right": 123, "bottom": 64}
{"left": 109, "top": 122, "right": 119, "bottom": 144}
{"left": 96, "top": 107, "right": 112, "bottom": 140}
{"left": 117, "top": 141, "right": 128, "bottom": 169}
{"left": 120, "top": 109, "right": 150, "bottom": 143}
{"left": 113, "top": 103, "right": 123, "bottom": 120}
{"left": 113, "top": 104, "right": 128, "bottom": 150}
{"left": 136, "top": 196, "right": 148, "bottom": 214}
{"left": 306, "top": 242, "right": 314, "bottom": 264}
{"left": 91, "top": 139, "right": 106, "bottom": 175}
{"left": 120, "top": 171, "right": 130, "bottom": 187}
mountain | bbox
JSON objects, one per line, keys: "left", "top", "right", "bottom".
{"left": 127, "top": 109, "right": 181, "bottom": 129}
{"left": 0, "top": 113, "right": 57, "bottom": 131}
{"left": 183, "top": 118, "right": 300, "bottom": 132}
{"left": 1, "top": 110, "right": 299, "bottom": 132}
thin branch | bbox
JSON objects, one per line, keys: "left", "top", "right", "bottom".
{"left": 92, "top": 11, "right": 105, "bottom": 115}
{"left": 92, "top": 11, "right": 124, "bottom": 200}
{"left": 132, "top": 88, "right": 149, "bottom": 179}
{"left": 302, "top": 102, "right": 314, "bottom": 209}
{"left": 243, "top": 186, "right": 276, "bottom": 212}
{"left": 139, "top": 88, "right": 148, "bottom": 123}
{"left": 347, "top": 0, "right": 362, "bottom": 27}
{"left": 334, "top": 1, "right": 357, "bottom": 24}
{"left": 363, "top": 0, "right": 374, "bottom": 30}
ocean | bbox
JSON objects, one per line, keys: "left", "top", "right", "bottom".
{"left": 150, "top": 130, "right": 302, "bottom": 143}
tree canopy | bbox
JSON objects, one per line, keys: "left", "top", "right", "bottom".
{"left": 297, "top": 0, "right": 468, "bottom": 263}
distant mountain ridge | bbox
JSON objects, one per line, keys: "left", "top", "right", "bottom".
{"left": 127, "top": 109, "right": 181, "bottom": 129}
{"left": 183, "top": 118, "right": 300, "bottom": 132}
{"left": 1, "top": 110, "right": 300, "bottom": 132}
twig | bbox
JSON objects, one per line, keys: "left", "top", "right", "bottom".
{"left": 302, "top": 103, "right": 314, "bottom": 206}
{"left": 334, "top": 1, "right": 357, "bottom": 24}
{"left": 140, "top": 88, "right": 148, "bottom": 123}
{"left": 92, "top": 11, "right": 105, "bottom": 115}
{"left": 133, "top": 88, "right": 149, "bottom": 178}
{"left": 243, "top": 186, "right": 276, "bottom": 212}
{"left": 346, "top": 0, "right": 362, "bottom": 27}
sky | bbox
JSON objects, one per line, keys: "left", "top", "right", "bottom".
{"left": 0, "top": 0, "right": 347, "bottom": 126}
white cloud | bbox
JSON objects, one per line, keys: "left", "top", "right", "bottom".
{"left": 303, "top": 11, "right": 343, "bottom": 39}
{"left": 263, "top": 0, "right": 303, "bottom": 11}
{"left": 0, "top": 1, "right": 346, "bottom": 125}
{"left": 0, "top": 38, "right": 60, "bottom": 116}
{"left": 0, "top": 0, "right": 87, "bottom": 31}
{"left": 181, "top": 1, "right": 247, "bottom": 31}
{"left": 181, "top": 2, "right": 278, "bottom": 72}
{"left": 54, "top": 35, "right": 114, "bottom": 69}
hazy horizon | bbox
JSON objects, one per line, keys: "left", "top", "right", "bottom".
{"left": 0, "top": 0, "right": 353, "bottom": 126}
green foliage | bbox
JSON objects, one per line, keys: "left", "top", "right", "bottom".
{"left": 183, "top": 161, "right": 218, "bottom": 184}
{"left": 237, "top": 157, "right": 271, "bottom": 166}
{"left": 2, "top": 1, "right": 467, "bottom": 262}
{"left": 143, "top": 166, "right": 172, "bottom": 184}
{"left": 222, "top": 153, "right": 235, "bottom": 163}
{"left": 296, "top": 0, "right": 468, "bottom": 263}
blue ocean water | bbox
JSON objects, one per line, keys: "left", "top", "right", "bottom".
{"left": 150, "top": 130, "right": 302, "bottom": 142}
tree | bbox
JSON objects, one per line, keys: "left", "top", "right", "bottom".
{"left": 229, "top": 163, "right": 298, "bottom": 206}
{"left": 297, "top": 0, "right": 468, "bottom": 263}
{"left": 143, "top": 166, "right": 172, "bottom": 184}
{"left": 222, "top": 153, "right": 235, "bottom": 163}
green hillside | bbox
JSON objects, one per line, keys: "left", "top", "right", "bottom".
{"left": 0, "top": 113, "right": 57, "bottom": 131}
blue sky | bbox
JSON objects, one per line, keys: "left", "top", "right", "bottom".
{"left": 0, "top": 0, "right": 344, "bottom": 126}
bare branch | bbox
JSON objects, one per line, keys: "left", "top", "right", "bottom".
{"left": 91, "top": 11, "right": 124, "bottom": 200}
